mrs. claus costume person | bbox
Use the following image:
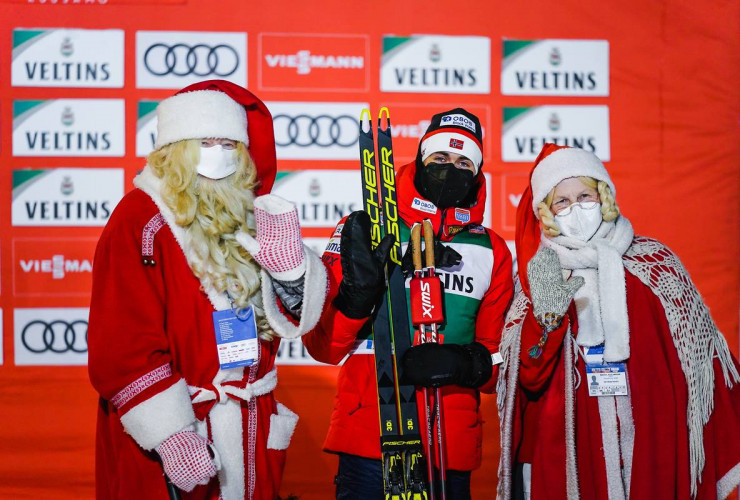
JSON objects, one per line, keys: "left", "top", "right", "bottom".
{"left": 88, "top": 80, "right": 327, "bottom": 500}
{"left": 496, "top": 143, "right": 740, "bottom": 499}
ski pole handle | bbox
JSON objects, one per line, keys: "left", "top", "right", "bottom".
{"left": 411, "top": 223, "right": 423, "bottom": 273}
{"left": 423, "top": 219, "right": 435, "bottom": 269}
{"left": 164, "top": 472, "right": 181, "bottom": 500}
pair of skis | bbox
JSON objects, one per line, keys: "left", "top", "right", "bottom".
{"left": 358, "top": 108, "right": 447, "bottom": 500}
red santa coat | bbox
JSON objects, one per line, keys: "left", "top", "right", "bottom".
{"left": 500, "top": 262, "right": 740, "bottom": 498}
{"left": 88, "top": 167, "right": 327, "bottom": 500}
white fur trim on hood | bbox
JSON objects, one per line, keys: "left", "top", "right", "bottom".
{"left": 155, "top": 90, "right": 248, "bottom": 150}
{"left": 531, "top": 147, "right": 615, "bottom": 216}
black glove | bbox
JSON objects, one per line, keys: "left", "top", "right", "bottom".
{"left": 401, "top": 239, "right": 462, "bottom": 277}
{"left": 401, "top": 341, "right": 493, "bottom": 388}
{"left": 333, "top": 211, "right": 395, "bottom": 319}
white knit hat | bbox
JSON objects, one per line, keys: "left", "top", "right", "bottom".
{"left": 154, "top": 89, "right": 248, "bottom": 149}
{"left": 530, "top": 146, "right": 615, "bottom": 214}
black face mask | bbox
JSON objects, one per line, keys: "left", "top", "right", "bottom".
{"left": 414, "top": 158, "right": 475, "bottom": 209}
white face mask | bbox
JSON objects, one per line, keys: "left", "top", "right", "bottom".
{"left": 196, "top": 145, "right": 237, "bottom": 180}
{"left": 555, "top": 201, "right": 603, "bottom": 241}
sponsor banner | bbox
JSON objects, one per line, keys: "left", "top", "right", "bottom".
{"left": 275, "top": 338, "right": 323, "bottom": 366}
{"left": 5, "top": 0, "right": 185, "bottom": 4}
{"left": 303, "top": 237, "right": 331, "bottom": 257}
{"left": 266, "top": 102, "right": 366, "bottom": 160}
{"left": 136, "top": 100, "right": 159, "bottom": 157}
{"left": 501, "top": 39, "right": 609, "bottom": 96}
{"left": 14, "top": 308, "right": 88, "bottom": 366}
{"left": 272, "top": 170, "right": 362, "bottom": 227}
{"left": 12, "top": 28, "right": 123, "bottom": 88}
{"left": 13, "top": 238, "right": 97, "bottom": 297}
{"left": 13, "top": 99, "right": 125, "bottom": 157}
{"left": 382, "top": 103, "right": 491, "bottom": 164}
{"left": 136, "top": 31, "right": 247, "bottom": 89}
{"left": 381, "top": 35, "right": 490, "bottom": 94}
{"left": 12, "top": 168, "right": 124, "bottom": 227}
{"left": 501, "top": 106, "right": 610, "bottom": 162}
{"left": 500, "top": 172, "right": 529, "bottom": 232}
{"left": 0, "top": 309, "right": 2, "bottom": 365}
{"left": 259, "top": 33, "right": 369, "bottom": 92}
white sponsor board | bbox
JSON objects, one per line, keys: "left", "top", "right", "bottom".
{"left": 13, "top": 99, "right": 125, "bottom": 157}
{"left": 266, "top": 102, "right": 367, "bottom": 160}
{"left": 137, "top": 100, "right": 160, "bottom": 157}
{"left": 275, "top": 338, "right": 324, "bottom": 366}
{"left": 12, "top": 168, "right": 124, "bottom": 227}
{"left": 272, "top": 170, "right": 363, "bottom": 228}
{"left": 304, "top": 237, "right": 331, "bottom": 257}
{"left": 12, "top": 28, "right": 124, "bottom": 88}
{"left": 381, "top": 35, "right": 490, "bottom": 94}
{"left": 14, "top": 308, "right": 89, "bottom": 366}
{"left": 136, "top": 31, "right": 247, "bottom": 89}
{"left": 501, "top": 39, "right": 609, "bottom": 96}
{"left": 501, "top": 106, "right": 610, "bottom": 162}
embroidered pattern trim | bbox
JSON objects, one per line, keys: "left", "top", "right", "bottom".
{"left": 111, "top": 364, "right": 172, "bottom": 409}
{"left": 142, "top": 213, "right": 166, "bottom": 258}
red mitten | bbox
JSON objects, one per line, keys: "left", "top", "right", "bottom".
{"left": 236, "top": 194, "right": 306, "bottom": 281}
{"left": 155, "top": 430, "right": 218, "bottom": 492}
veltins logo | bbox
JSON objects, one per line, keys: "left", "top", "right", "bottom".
{"left": 14, "top": 308, "right": 88, "bottom": 366}
{"left": 13, "top": 99, "right": 125, "bottom": 157}
{"left": 500, "top": 173, "right": 530, "bottom": 234}
{"left": 13, "top": 238, "right": 97, "bottom": 297}
{"left": 501, "top": 106, "right": 610, "bottom": 162}
{"left": 266, "top": 102, "right": 366, "bottom": 160}
{"left": 136, "top": 31, "right": 247, "bottom": 89}
{"left": 381, "top": 36, "right": 490, "bottom": 94}
{"left": 13, "top": 168, "right": 124, "bottom": 227}
{"left": 272, "top": 170, "right": 362, "bottom": 228}
{"left": 137, "top": 100, "right": 160, "bottom": 157}
{"left": 12, "top": 28, "right": 124, "bottom": 88}
{"left": 259, "top": 33, "right": 368, "bottom": 92}
{"left": 501, "top": 39, "right": 609, "bottom": 96}
{"left": 275, "top": 338, "right": 323, "bottom": 366}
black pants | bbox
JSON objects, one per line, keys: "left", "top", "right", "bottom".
{"left": 334, "top": 453, "right": 472, "bottom": 500}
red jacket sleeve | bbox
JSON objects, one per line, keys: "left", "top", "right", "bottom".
{"left": 476, "top": 231, "right": 514, "bottom": 394}
{"left": 302, "top": 217, "right": 369, "bottom": 365}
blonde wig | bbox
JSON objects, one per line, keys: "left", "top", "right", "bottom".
{"left": 536, "top": 176, "right": 620, "bottom": 237}
{"left": 148, "top": 140, "right": 275, "bottom": 340}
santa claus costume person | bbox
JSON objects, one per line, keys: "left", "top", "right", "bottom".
{"left": 496, "top": 143, "right": 740, "bottom": 499}
{"left": 88, "top": 80, "right": 327, "bottom": 500}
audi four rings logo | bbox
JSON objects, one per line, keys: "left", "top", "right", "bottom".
{"left": 273, "top": 114, "right": 358, "bottom": 148}
{"left": 143, "top": 43, "right": 240, "bottom": 77}
{"left": 21, "top": 320, "right": 88, "bottom": 354}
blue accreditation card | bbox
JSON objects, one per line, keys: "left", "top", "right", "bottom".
{"left": 586, "top": 363, "right": 628, "bottom": 397}
{"left": 212, "top": 306, "right": 259, "bottom": 370}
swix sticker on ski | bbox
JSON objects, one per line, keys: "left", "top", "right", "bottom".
{"left": 454, "top": 208, "right": 471, "bottom": 223}
{"left": 412, "top": 197, "right": 437, "bottom": 214}
{"left": 410, "top": 277, "right": 444, "bottom": 326}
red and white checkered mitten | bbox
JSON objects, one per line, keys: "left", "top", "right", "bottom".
{"left": 155, "top": 430, "right": 219, "bottom": 492}
{"left": 236, "top": 194, "right": 306, "bottom": 281}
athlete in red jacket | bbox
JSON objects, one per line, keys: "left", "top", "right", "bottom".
{"left": 303, "top": 108, "right": 514, "bottom": 499}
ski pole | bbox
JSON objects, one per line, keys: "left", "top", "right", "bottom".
{"left": 422, "top": 219, "right": 448, "bottom": 500}
{"left": 411, "top": 222, "right": 436, "bottom": 500}
{"left": 164, "top": 471, "right": 181, "bottom": 500}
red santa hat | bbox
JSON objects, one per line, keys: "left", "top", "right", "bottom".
{"left": 516, "top": 143, "right": 613, "bottom": 297}
{"left": 154, "top": 79, "right": 277, "bottom": 195}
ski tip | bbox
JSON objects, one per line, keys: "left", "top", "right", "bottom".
{"left": 360, "top": 108, "right": 372, "bottom": 133}
{"left": 379, "top": 107, "right": 391, "bottom": 129}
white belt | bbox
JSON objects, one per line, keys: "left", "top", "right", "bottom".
{"left": 188, "top": 367, "right": 277, "bottom": 406}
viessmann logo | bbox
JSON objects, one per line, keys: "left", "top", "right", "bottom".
{"left": 13, "top": 238, "right": 97, "bottom": 297}
{"left": 381, "top": 35, "right": 490, "bottom": 94}
{"left": 136, "top": 31, "right": 247, "bottom": 89}
{"left": 12, "top": 99, "right": 125, "bottom": 157}
{"left": 12, "top": 168, "right": 124, "bottom": 227}
{"left": 259, "top": 33, "right": 368, "bottom": 91}
{"left": 14, "top": 308, "right": 89, "bottom": 366}
{"left": 12, "top": 28, "right": 124, "bottom": 88}
{"left": 266, "top": 101, "right": 366, "bottom": 160}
